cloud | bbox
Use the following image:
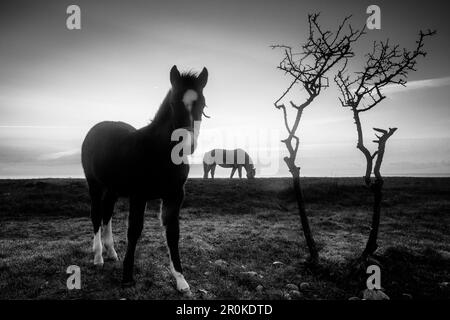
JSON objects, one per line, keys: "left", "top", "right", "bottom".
{"left": 0, "top": 125, "right": 77, "bottom": 129}
{"left": 37, "top": 149, "right": 80, "bottom": 161}
{"left": 383, "top": 76, "right": 450, "bottom": 93}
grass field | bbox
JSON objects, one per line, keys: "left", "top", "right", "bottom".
{"left": 0, "top": 177, "right": 449, "bottom": 300}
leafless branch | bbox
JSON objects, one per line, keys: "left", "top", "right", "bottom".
{"left": 334, "top": 28, "right": 435, "bottom": 259}
{"left": 372, "top": 127, "right": 397, "bottom": 180}
{"left": 272, "top": 14, "right": 365, "bottom": 263}
{"left": 273, "top": 13, "right": 365, "bottom": 174}
{"left": 335, "top": 30, "right": 436, "bottom": 113}
{"left": 334, "top": 30, "right": 435, "bottom": 186}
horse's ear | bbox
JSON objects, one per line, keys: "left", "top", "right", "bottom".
{"left": 170, "top": 65, "right": 181, "bottom": 87}
{"left": 198, "top": 67, "right": 208, "bottom": 88}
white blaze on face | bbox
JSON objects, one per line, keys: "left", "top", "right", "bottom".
{"left": 179, "top": 89, "right": 201, "bottom": 153}
{"left": 170, "top": 90, "right": 203, "bottom": 163}
{"left": 182, "top": 89, "right": 198, "bottom": 112}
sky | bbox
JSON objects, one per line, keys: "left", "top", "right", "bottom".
{"left": 0, "top": 0, "right": 449, "bottom": 178}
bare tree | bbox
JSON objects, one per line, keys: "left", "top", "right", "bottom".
{"left": 335, "top": 30, "right": 435, "bottom": 259}
{"left": 272, "top": 13, "right": 364, "bottom": 264}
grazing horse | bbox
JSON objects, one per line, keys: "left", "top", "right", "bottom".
{"left": 81, "top": 65, "right": 208, "bottom": 292}
{"left": 203, "top": 148, "right": 256, "bottom": 179}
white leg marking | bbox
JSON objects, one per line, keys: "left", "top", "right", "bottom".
{"left": 162, "top": 223, "right": 190, "bottom": 293}
{"left": 93, "top": 229, "right": 104, "bottom": 266}
{"left": 170, "top": 261, "right": 190, "bottom": 293}
{"left": 103, "top": 220, "right": 118, "bottom": 261}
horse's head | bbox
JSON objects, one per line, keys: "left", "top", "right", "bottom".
{"left": 247, "top": 166, "right": 256, "bottom": 179}
{"left": 169, "top": 65, "right": 208, "bottom": 132}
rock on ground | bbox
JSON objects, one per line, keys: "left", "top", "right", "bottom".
{"left": 362, "top": 289, "right": 390, "bottom": 300}
{"left": 286, "top": 283, "right": 299, "bottom": 291}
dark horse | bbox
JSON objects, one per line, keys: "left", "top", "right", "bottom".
{"left": 203, "top": 148, "right": 255, "bottom": 179}
{"left": 81, "top": 65, "right": 208, "bottom": 292}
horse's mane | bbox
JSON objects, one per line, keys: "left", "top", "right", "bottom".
{"left": 179, "top": 70, "right": 199, "bottom": 82}
{"left": 151, "top": 71, "right": 200, "bottom": 124}
{"left": 151, "top": 91, "right": 172, "bottom": 124}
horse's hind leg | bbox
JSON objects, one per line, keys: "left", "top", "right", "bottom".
{"left": 203, "top": 162, "right": 210, "bottom": 179}
{"left": 102, "top": 190, "right": 118, "bottom": 261}
{"left": 88, "top": 180, "right": 104, "bottom": 266}
{"left": 238, "top": 166, "right": 242, "bottom": 179}
{"left": 203, "top": 162, "right": 209, "bottom": 179}
{"left": 161, "top": 197, "right": 190, "bottom": 293}
{"left": 122, "top": 195, "right": 146, "bottom": 286}
{"left": 210, "top": 164, "right": 216, "bottom": 179}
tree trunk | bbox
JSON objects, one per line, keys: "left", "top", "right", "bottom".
{"left": 292, "top": 173, "right": 319, "bottom": 264}
{"left": 362, "top": 180, "right": 383, "bottom": 258}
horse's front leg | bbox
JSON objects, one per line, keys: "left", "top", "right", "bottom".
{"left": 122, "top": 195, "right": 146, "bottom": 286}
{"left": 161, "top": 198, "right": 190, "bottom": 293}
{"left": 230, "top": 167, "right": 237, "bottom": 178}
{"left": 203, "top": 164, "right": 209, "bottom": 179}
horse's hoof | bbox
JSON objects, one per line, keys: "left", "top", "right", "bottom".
{"left": 105, "top": 254, "right": 119, "bottom": 262}
{"left": 122, "top": 279, "right": 136, "bottom": 288}
{"left": 93, "top": 261, "right": 104, "bottom": 268}
{"left": 176, "top": 280, "right": 190, "bottom": 294}
{"left": 122, "top": 280, "right": 136, "bottom": 288}
{"left": 105, "top": 248, "right": 119, "bottom": 261}
{"left": 180, "top": 288, "right": 193, "bottom": 298}
{"left": 94, "top": 263, "right": 104, "bottom": 270}
{"left": 106, "top": 257, "right": 119, "bottom": 263}
{"left": 94, "top": 255, "right": 104, "bottom": 266}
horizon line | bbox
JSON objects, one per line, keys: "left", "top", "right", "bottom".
{"left": 1, "top": 174, "right": 449, "bottom": 180}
